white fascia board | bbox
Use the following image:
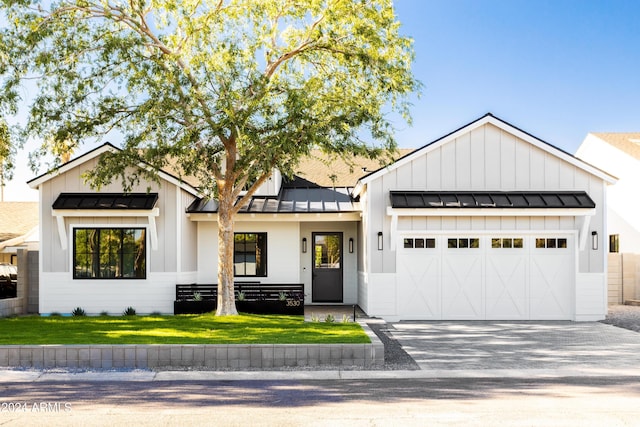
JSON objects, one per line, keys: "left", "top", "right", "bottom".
{"left": 490, "top": 119, "right": 617, "bottom": 185}
{"left": 28, "top": 143, "right": 202, "bottom": 197}
{"left": 28, "top": 144, "right": 117, "bottom": 189}
{"left": 52, "top": 208, "right": 160, "bottom": 251}
{"left": 186, "top": 212, "right": 362, "bottom": 222}
{"left": 386, "top": 206, "right": 596, "bottom": 217}
{"left": 353, "top": 115, "right": 616, "bottom": 197}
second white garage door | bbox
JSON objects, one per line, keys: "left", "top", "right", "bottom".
{"left": 396, "top": 234, "right": 574, "bottom": 320}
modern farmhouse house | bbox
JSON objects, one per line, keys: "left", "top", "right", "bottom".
{"left": 28, "top": 114, "right": 615, "bottom": 320}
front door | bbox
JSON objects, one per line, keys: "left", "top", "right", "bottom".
{"left": 312, "top": 232, "right": 343, "bottom": 302}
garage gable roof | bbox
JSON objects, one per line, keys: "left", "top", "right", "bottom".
{"left": 354, "top": 113, "right": 617, "bottom": 196}
{"left": 390, "top": 191, "right": 595, "bottom": 209}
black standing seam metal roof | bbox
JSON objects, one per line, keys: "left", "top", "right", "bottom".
{"left": 389, "top": 191, "right": 596, "bottom": 209}
{"left": 186, "top": 186, "right": 357, "bottom": 214}
{"left": 52, "top": 193, "right": 159, "bottom": 210}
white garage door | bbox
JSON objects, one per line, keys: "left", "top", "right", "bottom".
{"left": 396, "top": 235, "right": 574, "bottom": 320}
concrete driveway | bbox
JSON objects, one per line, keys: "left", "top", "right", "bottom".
{"left": 388, "top": 321, "right": 640, "bottom": 372}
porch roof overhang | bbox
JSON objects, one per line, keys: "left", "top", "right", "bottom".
{"left": 51, "top": 193, "right": 160, "bottom": 251}
{"left": 186, "top": 186, "right": 361, "bottom": 221}
{"left": 385, "top": 191, "right": 597, "bottom": 251}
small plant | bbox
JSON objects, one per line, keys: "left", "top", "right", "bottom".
{"left": 72, "top": 307, "right": 86, "bottom": 317}
{"left": 123, "top": 306, "right": 136, "bottom": 316}
{"left": 341, "top": 314, "right": 351, "bottom": 323}
{"left": 192, "top": 292, "right": 202, "bottom": 302}
{"left": 99, "top": 311, "right": 109, "bottom": 316}
{"left": 324, "top": 314, "right": 335, "bottom": 323}
{"left": 150, "top": 311, "right": 162, "bottom": 317}
{"left": 49, "top": 312, "right": 61, "bottom": 317}
{"left": 310, "top": 313, "right": 320, "bottom": 322}
{"left": 236, "top": 291, "right": 246, "bottom": 301}
{"left": 278, "top": 291, "right": 287, "bottom": 301}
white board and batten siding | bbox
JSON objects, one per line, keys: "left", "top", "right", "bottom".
{"left": 35, "top": 156, "right": 198, "bottom": 315}
{"left": 359, "top": 118, "right": 613, "bottom": 321}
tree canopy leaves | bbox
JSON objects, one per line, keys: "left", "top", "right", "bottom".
{"left": 0, "top": 0, "right": 419, "bottom": 195}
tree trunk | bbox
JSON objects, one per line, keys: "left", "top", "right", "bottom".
{"left": 216, "top": 188, "right": 238, "bottom": 316}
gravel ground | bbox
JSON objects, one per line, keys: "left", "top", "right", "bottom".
{"left": 367, "top": 322, "right": 420, "bottom": 370}
{"left": 601, "top": 304, "right": 640, "bottom": 332}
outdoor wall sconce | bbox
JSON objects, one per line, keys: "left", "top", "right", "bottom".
{"left": 349, "top": 238, "right": 354, "bottom": 253}
{"left": 377, "top": 232, "right": 383, "bottom": 251}
{"left": 591, "top": 231, "right": 598, "bottom": 250}
{"left": 302, "top": 237, "right": 307, "bottom": 253}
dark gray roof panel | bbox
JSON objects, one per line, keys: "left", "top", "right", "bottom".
{"left": 52, "top": 193, "right": 159, "bottom": 210}
{"left": 390, "top": 191, "right": 596, "bottom": 209}
{"left": 186, "top": 187, "right": 357, "bottom": 214}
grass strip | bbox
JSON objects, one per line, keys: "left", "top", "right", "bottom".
{"left": 0, "top": 313, "right": 370, "bottom": 345}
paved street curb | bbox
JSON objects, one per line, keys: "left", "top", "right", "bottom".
{"left": 4, "top": 366, "right": 640, "bottom": 383}
{"left": 0, "top": 321, "right": 384, "bottom": 370}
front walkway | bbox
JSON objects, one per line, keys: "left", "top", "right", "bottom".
{"left": 388, "top": 321, "right": 640, "bottom": 371}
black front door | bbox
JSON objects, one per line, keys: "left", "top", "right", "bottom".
{"left": 312, "top": 232, "right": 343, "bottom": 303}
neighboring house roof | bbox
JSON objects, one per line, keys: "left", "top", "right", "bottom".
{"left": 589, "top": 133, "right": 640, "bottom": 161}
{"left": 354, "top": 113, "right": 617, "bottom": 196}
{"left": 295, "top": 149, "right": 414, "bottom": 187}
{"left": 0, "top": 202, "right": 38, "bottom": 244}
{"left": 389, "top": 191, "right": 596, "bottom": 209}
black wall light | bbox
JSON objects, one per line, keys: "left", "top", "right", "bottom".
{"left": 377, "top": 232, "right": 383, "bottom": 251}
{"left": 591, "top": 231, "right": 598, "bottom": 250}
{"left": 348, "top": 238, "right": 354, "bottom": 253}
{"left": 302, "top": 237, "right": 307, "bottom": 253}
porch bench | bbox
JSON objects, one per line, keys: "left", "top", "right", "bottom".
{"left": 174, "top": 282, "right": 305, "bottom": 315}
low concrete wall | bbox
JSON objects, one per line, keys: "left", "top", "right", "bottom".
{"left": 0, "top": 297, "right": 24, "bottom": 317}
{"left": 0, "top": 322, "right": 384, "bottom": 370}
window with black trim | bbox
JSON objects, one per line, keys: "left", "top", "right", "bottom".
{"left": 73, "top": 228, "right": 146, "bottom": 279}
{"left": 448, "top": 238, "right": 479, "bottom": 249}
{"left": 403, "top": 237, "right": 436, "bottom": 249}
{"left": 609, "top": 235, "right": 620, "bottom": 253}
{"left": 491, "top": 238, "right": 524, "bottom": 249}
{"left": 535, "top": 238, "right": 567, "bottom": 249}
{"left": 234, "top": 233, "right": 267, "bottom": 277}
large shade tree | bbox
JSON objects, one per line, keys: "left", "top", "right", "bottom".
{"left": 0, "top": 118, "right": 13, "bottom": 201}
{"left": 0, "top": 0, "right": 419, "bottom": 315}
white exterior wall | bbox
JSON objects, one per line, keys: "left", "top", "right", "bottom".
{"left": 360, "top": 122, "right": 609, "bottom": 321}
{"left": 196, "top": 219, "right": 359, "bottom": 305}
{"left": 196, "top": 220, "right": 300, "bottom": 285}
{"left": 36, "top": 158, "right": 198, "bottom": 315}
{"left": 577, "top": 134, "right": 640, "bottom": 253}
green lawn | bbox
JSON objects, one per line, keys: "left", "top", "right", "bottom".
{"left": 0, "top": 313, "right": 370, "bottom": 345}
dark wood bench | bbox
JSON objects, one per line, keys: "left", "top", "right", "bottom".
{"left": 175, "top": 282, "right": 304, "bottom": 302}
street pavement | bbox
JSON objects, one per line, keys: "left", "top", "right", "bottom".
{"left": 3, "top": 321, "right": 640, "bottom": 381}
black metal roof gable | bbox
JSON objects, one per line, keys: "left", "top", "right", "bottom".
{"left": 390, "top": 191, "right": 596, "bottom": 209}
{"left": 52, "top": 193, "right": 159, "bottom": 210}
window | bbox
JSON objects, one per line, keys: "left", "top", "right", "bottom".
{"left": 492, "top": 238, "right": 524, "bottom": 249}
{"left": 535, "top": 237, "right": 567, "bottom": 249}
{"left": 403, "top": 237, "right": 436, "bottom": 249}
{"left": 609, "top": 235, "right": 620, "bottom": 253}
{"left": 73, "top": 228, "right": 146, "bottom": 279}
{"left": 234, "top": 233, "right": 267, "bottom": 277}
{"left": 448, "top": 238, "right": 479, "bottom": 249}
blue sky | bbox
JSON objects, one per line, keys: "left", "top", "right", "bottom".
{"left": 392, "top": 0, "right": 640, "bottom": 150}
{"left": 4, "top": 0, "right": 640, "bottom": 200}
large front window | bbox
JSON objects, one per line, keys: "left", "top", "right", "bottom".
{"left": 234, "top": 233, "right": 267, "bottom": 277}
{"left": 73, "top": 228, "right": 146, "bottom": 279}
